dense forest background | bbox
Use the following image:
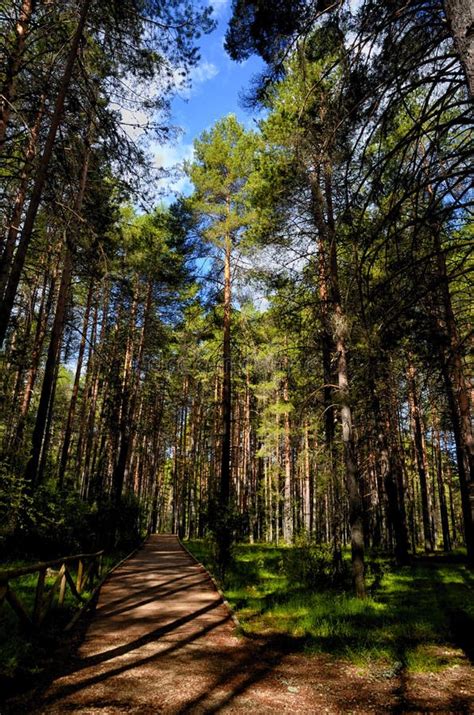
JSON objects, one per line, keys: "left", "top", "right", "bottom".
{"left": 0, "top": 0, "right": 472, "bottom": 600}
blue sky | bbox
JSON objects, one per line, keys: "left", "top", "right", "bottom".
{"left": 152, "top": 0, "right": 264, "bottom": 196}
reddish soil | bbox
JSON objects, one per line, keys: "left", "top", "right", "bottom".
{"left": 6, "top": 535, "right": 473, "bottom": 713}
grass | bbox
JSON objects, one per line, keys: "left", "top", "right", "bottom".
{"left": 185, "top": 539, "right": 474, "bottom": 673}
{"left": 0, "top": 546, "right": 134, "bottom": 691}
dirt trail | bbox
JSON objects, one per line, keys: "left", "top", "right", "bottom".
{"left": 13, "top": 534, "right": 473, "bottom": 714}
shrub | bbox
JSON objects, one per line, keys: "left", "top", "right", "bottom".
{"left": 0, "top": 465, "right": 144, "bottom": 560}
{"left": 283, "top": 540, "right": 350, "bottom": 589}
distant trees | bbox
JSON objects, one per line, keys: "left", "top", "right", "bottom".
{"left": 0, "top": 0, "right": 213, "bottom": 551}
{"left": 186, "top": 115, "right": 256, "bottom": 574}
{"left": 0, "top": 0, "right": 471, "bottom": 596}
{"left": 221, "top": 0, "right": 473, "bottom": 587}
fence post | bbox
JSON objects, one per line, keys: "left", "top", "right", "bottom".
{"left": 76, "top": 559, "right": 84, "bottom": 594}
{"left": 33, "top": 568, "right": 47, "bottom": 625}
{"left": 58, "top": 565, "right": 67, "bottom": 606}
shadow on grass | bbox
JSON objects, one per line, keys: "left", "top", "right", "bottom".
{"left": 189, "top": 541, "right": 474, "bottom": 671}
{"left": 3, "top": 539, "right": 473, "bottom": 715}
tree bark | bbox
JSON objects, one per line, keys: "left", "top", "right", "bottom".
{"left": 282, "top": 344, "right": 293, "bottom": 542}
{"left": 432, "top": 403, "right": 451, "bottom": 551}
{"left": 0, "top": 0, "right": 35, "bottom": 148}
{"left": 0, "top": 95, "right": 45, "bottom": 300}
{"left": 311, "top": 165, "right": 366, "bottom": 596}
{"left": 443, "top": 0, "right": 474, "bottom": 96}
{"left": 24, "top": 240, "right": 72, "bottom": 487}
{"left": 15, "top": 259, "right": 57, "bottom": 446}
{"left": 111, "top": 279, "right": 153, "bottom": 517}
{"left": 407, "top": 359, "right": 434, "bottom": 552}
{"left": 218, "top": 228, "right": 232, "bottom": 575}
{"left": 24, "top": 116, "right": 91, "bottom": 488}
{"left": 431, "top": 232, "right": 474, "bottom": 563}
{"left": 0, "top": 0, "right": 91, "bottom": 346}
{"left": 57, "top": 280, "right": 93, "bottom": 487}
{"left": 368, "top": 360, "right": 410, "bottom": 564}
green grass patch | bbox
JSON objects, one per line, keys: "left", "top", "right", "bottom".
{"left": 185, "top": 540, "right": 474, "bottom": 672}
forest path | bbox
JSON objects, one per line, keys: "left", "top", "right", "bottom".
{"left": 22, "top": 534, "right": 472, "bottom": 714}
{"left": 30, "top": 534, "right": 317, "bottom": 713}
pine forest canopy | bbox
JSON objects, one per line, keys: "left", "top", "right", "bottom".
{"left": 0, "top": 0, "right": 473, "bottom": 602}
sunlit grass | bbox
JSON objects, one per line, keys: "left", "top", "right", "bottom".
{"left": 186, "top": 540, "right": 473, "bottom": 672}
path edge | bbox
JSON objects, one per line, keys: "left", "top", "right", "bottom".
{"left": 178, "top": 537, "right": 242, "bottom": 630}
{"left": 64, "top": 536, "right": 148, "bottom": 632}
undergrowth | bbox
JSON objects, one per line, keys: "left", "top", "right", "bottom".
{"left": 0, "top": 547, "right": 134, "bottom": 695}
{"left": 185, "top": 539, "right": 474, "bottom": 673}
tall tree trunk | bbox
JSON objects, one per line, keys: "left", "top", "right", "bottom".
{"left": 0, "top": 0, "right": 35, "bottom": 147}
{"left": 15, "top": 260, "right": 57, "bottom": 446}
{"left": 304, "top": 422, "right": 313, "bottom": 535}
{"left": 57, "top": 280, "right": 93, "bottom": 486}
{"left": 431, "top": 232, "right": 474, "bottom": 563}
{"left": 3, "top": 278, "right": 39, "bottom": 447}
{"left": 311, "top": 174, "right": 342, "bottom": 569}
{"left": 0, "top": 95, "right": 45, "bottom": 299}
{"left": 24, "top": 120, "right": 91, "bottom": 488}
{"left": 111, "top": 290, "right": 138, "bottom": 517}
{"left": 111, "top": 280, "right": 152, "bottom": 520}
{"left": 431, "top": 402, "right": 451, "bottom": 551}
{"left": 443, "top": 0, "right": 474, "bottom": 96}
{"left": 0, "top": 0, "right": 91, "bottom": 345}
{"left": 368, "top": 359, "right": 410, "bottom": 563}
{"left": 282, "top": 343, "right": 293, "bottom": 542}
{"left": 407, "top": 358, "right": 434, "bottom": 552}
{"left": 334, "top": 305, "right": 365, "bottom": 597}
{"left": 24, "top": 241, "right": 72, "bottom": 487}
{"left": 218, "top": 228, "right": 232, "bottom": 575}
{"left": 311, "top": 164, "right": 366, "bottom": 596}
{"left": 76, "top": 282, "right": 106, "bottom": 496}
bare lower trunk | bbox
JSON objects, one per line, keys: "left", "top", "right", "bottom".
{"left": 218, "top": 230, "right": 232, "bottom": 575}
{"left": 15, "top": 262, "right": 57, "bottom": 445}
{"left": 432, "top": 234, "right": 474, "bottom": 562}
{"left": 432, "top": 408, "right": 451, "bottom": 551}
{"left": 335, "top": 307, "right": 365, "bottom": 597}
{"left": 282, "top": 345, "right": 293, "bottom": 542}
{"left": 311, "top": 163, "right": 365, "bottom": 596}
{"left": 24, "top": 118, "right": 91, "bottom": 488}
{"left": 24, "top": 242, "right": 72, "bottom": 487}
{"left": 57, "top": 281, "right": 93, "bottom": 486}
{"left": 407, "top": 359, "right": 434, "bottom": 552}
{"left": 369, "top": 360, "right": 409, "bottom": 563}
{"left": 111, "top": 280, "right": 153, "bottom": 512}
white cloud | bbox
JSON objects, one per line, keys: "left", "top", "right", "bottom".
{"left": 110, "top": 59, "right": 219, "bottom": 145}
{"left": 173, "top": 60, "right": 219, "bottom": 98}
{"left": 208, "top": 0, "right": 229, "bottom": 15}
{"left": 155, "top": 141, "right": 194, "bottom": 170}
{"left": 190, "top": 60, "right": 219, "bottom": 85}
{"left": 154, "top": 140, "right": 195, "bottom": 196}
{"left": 118, "top": 106, "right": 150, "bottom": 141}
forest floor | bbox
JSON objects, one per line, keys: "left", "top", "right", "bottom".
{"left": 2, "top": 534, "right": 473, "bottom": 714}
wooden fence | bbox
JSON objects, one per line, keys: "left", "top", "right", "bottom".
{"left": 0, "top": 550, "right": 104, "bottom": 629}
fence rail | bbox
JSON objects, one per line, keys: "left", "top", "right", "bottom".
{"left": 0, "top": 550, "right": 104, "bottom": 628}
